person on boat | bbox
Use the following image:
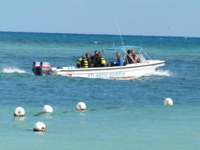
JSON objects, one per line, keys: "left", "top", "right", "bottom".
{"left": 115, "top": 52, "right": 124, "bottom": 66}
{"left": 85, "top": 53, "right": 93, "bottom": 67}
{"left": 125, "top": 50, "right": 133, "bottom": 64}
{"left": 98, "top": 51, "right": 106, "bottom": 67}
{"left": 91, "top": 50, "right": 99, "bottom": 67}
{"left": 110, "top": 52, "right": 124, "bottom": 66}
{"left": 131, "top": 49, "right": 140, "bottom": 63}
{"left": 77, "top": 56, "right": 88, "bottom": 68}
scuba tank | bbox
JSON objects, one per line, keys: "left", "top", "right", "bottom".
{"left": 100, "top": 57, "right": 106, "bottom": 67}
{"left": 83, "top": 58, "right": 88, "bottom": 68}
{"left": 77, "top": 56, "right": 88, "bottom": 68}
{"left": 77, "top": 57, "right": 83, "bottom": 68}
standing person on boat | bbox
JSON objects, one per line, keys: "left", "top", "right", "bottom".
{"left": 115, "top": 52, "right": 124, "bottom": 66}
{"left": 91, "top": 50, "right": 99, "bottom": 67}
{"left": 85, "top": 53, "right": 93, "bottom": 67}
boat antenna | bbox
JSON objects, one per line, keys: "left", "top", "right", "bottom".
{"left": 116, "top": 21, "right": 125, "bottom": 51}
{"left": 116, "top": 21, "right": 136, "bottom": 64}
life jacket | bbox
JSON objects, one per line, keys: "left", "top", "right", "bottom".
{"left": 100, "top": 57, "right": 106, "bottom": 66}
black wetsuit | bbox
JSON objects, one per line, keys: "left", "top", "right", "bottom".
{"left": 87, "top": 57, "right": 93, "bottom": 67}
{"left": 91, "top": 55, "right": 99, "bottom": 67}
{"left": 125, "top": 55, "right": 133, "bottom": 64}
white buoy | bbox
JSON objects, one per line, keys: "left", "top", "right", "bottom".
{"left": 164, "top": 98, "right": 173, "bottom": 106}
{"left": 14, "top": 107, "right": 25, "bottom": 117}
{"left": 42, "top": 105, "right": 53, "bottom": 113}
{"left": 33, "top": 122, "right": 46, "bottom": 132}
{"left": 76, "top": 102, "right": 86, "bottom": 110}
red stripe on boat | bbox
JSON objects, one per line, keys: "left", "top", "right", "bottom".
{"left": 42, "top": 66, "right": 51, "bottom": 68}
{"left": 67, "top": 74, "right": 72, "bottom": 77}
{"left": 35, "top": 66, "right": 40, "bottom": 68}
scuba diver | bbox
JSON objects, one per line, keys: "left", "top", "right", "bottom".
{"left": 91, "top": 50, "right": 99, "bottom": 67}
{"left": 77, "top": 56, "right": 88, "bottom": 68}
{"left": 97, "top": 51, "right": 106, "bottom": 67}
{"left": 85, "top": 53, "right": 93, "bottom": 67}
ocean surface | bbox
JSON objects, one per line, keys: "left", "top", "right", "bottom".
{"left": 0, "top": 32, "right": 200, "bottom": 150}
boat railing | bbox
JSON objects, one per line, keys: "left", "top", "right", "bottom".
{"left": 137, "top": 54, "right": 146, "bottom": 63}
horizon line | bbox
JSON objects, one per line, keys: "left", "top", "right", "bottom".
{"left": 0, "top": 30, "right": 199, "bottom": 38}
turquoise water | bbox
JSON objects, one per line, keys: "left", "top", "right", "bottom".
{"left": 0, "top": 32, "right": 200, "bottom": 150}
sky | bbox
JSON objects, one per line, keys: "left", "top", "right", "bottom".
{"left": 0, "top": 0, "right": 199, "bottom": 37}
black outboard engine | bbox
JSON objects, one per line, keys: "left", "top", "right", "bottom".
{"left": 40, "top": 62, "right": 52, "bottom": 75}
{"left": 32, "top": 62, "right": 41, "bottom": 76}
{"left": 32, "top": 62, "right": 52, "bottom": 76}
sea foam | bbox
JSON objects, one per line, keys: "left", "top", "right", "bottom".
{"left": 146, "top": 70, "right": 173, "bottom": 77}
{"left": 1, "top": 67, "right": 27, "bottom": 74}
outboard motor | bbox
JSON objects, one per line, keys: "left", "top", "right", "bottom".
{"left": 32, "top": 62, "right": 41, "bottom": 76}
{"left": 40, "top": 62, "right": 52, "bottom": 75}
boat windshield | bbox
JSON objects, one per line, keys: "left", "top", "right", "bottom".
{"left": 105, "top": 45, "right": 152, "bottom": 63}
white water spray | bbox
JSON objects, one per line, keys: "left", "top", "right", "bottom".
{"left": 1, "top": 67, "right": 26, "bottom": 74}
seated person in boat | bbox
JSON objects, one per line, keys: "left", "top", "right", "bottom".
{"left": 76, "top": 53, "right": 92, "bottom": 68}
{"left": 131, "top": 49, "right": 140, "bottom": 63}
{"left": 98, "top": 51, "right": 106, "bottom": 67}
{"left": 110, "top": 52, "right": 124, "bottom": 66}
{"left": 116, "top": 52, "right": 124, "bottom": 66}
{"left": 125, "top": 49, "right": 140, "bottom": 64}
{"left": 91, "top": 50, "right": 106, "bottom": 67}
{"left": 125, "top": 50, "right": 133, "bottom": 64}
{"left": 85, "top": 53, "right": 93, "bottom": 67}
{"left": 91, "top": 50, "right": 99, "bottom": 67}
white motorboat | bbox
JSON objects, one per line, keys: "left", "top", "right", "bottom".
{"left": 32, "top": 46, "right": 165, "bottom": 79}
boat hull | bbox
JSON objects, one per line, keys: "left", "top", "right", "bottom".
{"left": 51, "top": 60, "right": 165, "bottom": 79}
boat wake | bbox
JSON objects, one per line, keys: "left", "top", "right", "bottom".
{"left": 146, "top": 70, "right": 173, "bottom": 77}
{"left": 1, "top": 67, "right": 28, "bottom": 74}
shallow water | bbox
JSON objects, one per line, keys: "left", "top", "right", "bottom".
{"left": 0, "top": 32, "right": 200, "bottom": 149}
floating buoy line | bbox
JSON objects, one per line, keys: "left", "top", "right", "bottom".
{"left": 13, "top": 99, "right": 174, "bottom": 132}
